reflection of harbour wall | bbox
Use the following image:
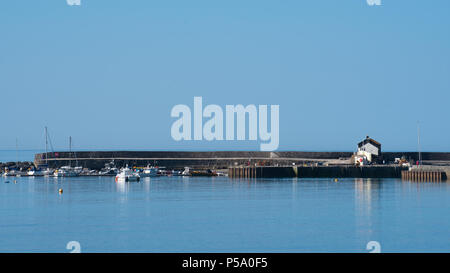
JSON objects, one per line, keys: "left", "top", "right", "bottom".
{"left": 34, "top": 151, "right": 450, "bottom": 170}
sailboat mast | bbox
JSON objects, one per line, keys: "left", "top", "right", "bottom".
{"left": 16, "top": 138, "right": 19, "bottom": 166}
{"left": 417, "top": 122, "right": 422, "bottom": 166}
{"left": 69, "top": 136, "right": 72, "bottom": 167}
{"left": 45, "top": 126, "right": 48, "bottom": 165}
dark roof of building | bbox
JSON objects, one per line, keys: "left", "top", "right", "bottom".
{"left": 358, "top": 136, "right": 381, "bottom": 149}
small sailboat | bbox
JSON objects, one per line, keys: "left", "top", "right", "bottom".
{"left": 2, "top": 169, "right": 12, "bottom": 177}
{"left": 39, "top": 127, "right": 54, "bottom": 177}
{"left": 54, "top": 136, "right": 80, "bottom": 178}
{"left": 3, "top": 168, "right": 26, "bottom": 177}
{"left": 54, "top": 166, "right": 78, "bottom": 177}
{"left": 11, "top": 138, "right": 26, "bottom": 177}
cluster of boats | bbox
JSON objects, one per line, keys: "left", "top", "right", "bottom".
{"left": 1, "top": 129, "right": 224, "bottom": 182}
{"left": 2, "top": 165, "right": 176, "bottom": 178}
{"left": 2, "top": 166, "right": 84, "bottom": 177}
{"left": 2, "top": 167, "right": 54, "bottom": 177}
{"left": 2, "top": 165, "right": 223, "bottom": 182}
{"left": 115, "top": 166, "right": 194, "bottom": 182}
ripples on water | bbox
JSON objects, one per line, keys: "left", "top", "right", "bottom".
{"left": 0, "top": 176, "right": 449, "bottom": 252}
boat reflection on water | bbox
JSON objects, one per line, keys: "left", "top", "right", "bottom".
{"left": 354, "top": 178, "right": 382, "bottom": 243}
{"left": 116, "top": 178, "right": 127, "bottom": 194}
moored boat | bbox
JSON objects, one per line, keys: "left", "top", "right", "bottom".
{"left": 115, "top": 166, "right": 140, "bottom": 182}
{"left": 27, "top": 169, "right": 44, "bottom": 176}
{"left": 188, "top": 169, "right": 218, "bottom": 177}
{"left": 140, "top": 165, "right": 158, "bottom": 177}
{"left": 54, "top": 166, "right": 78, "bottom": 177}
{"left": 2, "top": 169, "right": 26, "bottom": 177}
{"left": 99, "top": 161, "right": 119, "bottom": 176}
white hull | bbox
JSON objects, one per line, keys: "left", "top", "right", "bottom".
{"left": 42, "top": 169, "right": 54, "bottom": 176}
{"left": 3, "top": 171, "right": 26, "bottom": 177}
{"left": 140, "top": 166, "right": 158, "bottom": 177}
{"left": 54, "top": 166, "right": 79, "bottom": 177}
{"left": 141, "top": 170, "right": 158, "bottom": 177}
{"left": 115, "top": 167, "right": 140, "bottom": 182}
{"left": 27, "top": 171, "right": 44, "bottom": 176}
{"left": 54, "top": 172, "right": 78, "bottom": 177}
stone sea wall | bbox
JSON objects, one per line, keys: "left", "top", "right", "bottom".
{"left": 33, "top": 151, "right": 450, "bottom": 170}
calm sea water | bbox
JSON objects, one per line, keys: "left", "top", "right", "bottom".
{"left": 1, "top": 176, "right": 449, "bottom": 253}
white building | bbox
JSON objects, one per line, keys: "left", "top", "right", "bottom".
{"left": 354, "top": 136, "right": 381, "bottom": 165}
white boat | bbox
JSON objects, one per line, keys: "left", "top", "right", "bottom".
{"left": 170, "top": 170, "right": 182, "bottom": 176}
{"left": 3, "top": 170, "right": 26, "bottom": 177}
{"left": 140, "top": 165, "right": 158, "bottom": 177}
{"left": 115, "top": 166, "right": 140, "bottom": 182}
{"left": 27, "top": 167, "right": 53, "bottom": 176}
{"left": 42, "top": 168, "right": 53, "bottom": 176}
{"left": 54, "top": 166, "right": 78, "bottom": 177}
{"left": 182, "top": 167, "right": 190, "bottom": 176}
{"left": 99, "top": 168, "right": 119, "bottom": 176}
{"left": 27, "top": 169, "right": 44, "bottom": 176}
{"left": 99, "top": 161, "right": 119, "bottom": 176}
{"left": 16, "top": 170, "right": 27, "bottom": 177}
{"left": 74, "top": 166, "right": 83, "bottom": 175}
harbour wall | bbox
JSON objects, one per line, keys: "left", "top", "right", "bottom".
{"left": 34, "top": 151, "right": 354, "bottom": 169}
{"left": 34, "top": 151, "right": 450, "bottom": 170}
{"left": 228, "top": 166, "right": 408, "bottom": 178}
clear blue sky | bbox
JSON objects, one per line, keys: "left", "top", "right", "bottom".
{"left": 0, "top": 0, "right": 449, "bottom": 152}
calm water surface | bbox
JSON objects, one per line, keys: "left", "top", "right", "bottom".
{"left": 0, "top": 176, "right": 449, "bottom": 252}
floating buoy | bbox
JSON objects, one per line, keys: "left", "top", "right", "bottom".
{"left": 334, "top": 178, "right": 339, "bottom": 182}
{"left": 14, "top": 180, "right": 17, "bottom": 184}
{"left": 58, "top": 188, "right": 63, "bottom": 194}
